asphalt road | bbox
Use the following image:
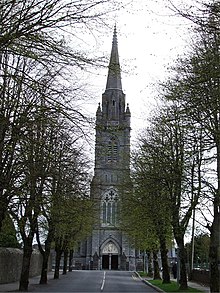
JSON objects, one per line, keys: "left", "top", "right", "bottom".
{"left": 28, "top": 270, "right": 158, "bottom": 292}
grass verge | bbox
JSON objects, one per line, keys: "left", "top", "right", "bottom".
{"left": 138, "top": 271, "right": 152, "bottom": 278}
{"left": 148, "top": 280, "right": 203, "bottom": 292}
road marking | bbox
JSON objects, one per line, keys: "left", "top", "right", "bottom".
{"left": 101, "top": 271, "right": 106, "bottom": 291}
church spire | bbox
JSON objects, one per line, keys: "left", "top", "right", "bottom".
{"left": 106, "top": 25, "right": 122, "bottom": 90}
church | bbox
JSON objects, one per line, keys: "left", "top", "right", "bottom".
{"left": 73, "top": 26, "right": 137, "bottom": 270}
{"left": 72, "top": 26, "right": 177, "bottom": 271}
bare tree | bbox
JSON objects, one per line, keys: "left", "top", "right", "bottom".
{"left": 0, "top": 0, "right": 126, "bottom": 234}
{"left": 0, "top": 0, "right": 123, "bottom": 65}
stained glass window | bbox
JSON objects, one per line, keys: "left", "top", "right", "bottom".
{"left": 102, "top": 189, "right": 118, "bottom": 226}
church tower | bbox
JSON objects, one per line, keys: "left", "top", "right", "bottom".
{"left": 87, "top": 26, "right": 135, "bottom": 270}
{"left": 73, "top": 26, "right": 136, "bottom": 271}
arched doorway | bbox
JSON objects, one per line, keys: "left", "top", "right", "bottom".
{"left": 102, "top": 241, "right": 119, "bottom": 270}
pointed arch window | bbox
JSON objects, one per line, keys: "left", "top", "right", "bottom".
{"left": 102, "top": 189, "right": 118, "bottom": 226}
{"left": 103, "top": 202, "right": 106, "bottom": 222}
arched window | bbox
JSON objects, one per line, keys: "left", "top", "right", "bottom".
{"left": 112, "top": 202, "right": 116, "bottom": 225}
{"left": 102, "top": 190, "right": 118, "bottom": 226}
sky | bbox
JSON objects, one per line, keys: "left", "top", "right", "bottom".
{"left": 80, "top": 0, "right": 194, "bottom": 146}
{"left": 74, "top": 0, "right": 209, "bottom": 238}
{"left": 68, "top": 0, "right": 207, "bottom": 157}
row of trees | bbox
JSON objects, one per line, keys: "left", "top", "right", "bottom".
{"left": 0, "top": 0, "right": 127, "bottom": 291}
{"left": 121, "top": 1, "right": 220, "bottom": 292}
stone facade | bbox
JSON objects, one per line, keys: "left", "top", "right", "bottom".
{"left": 73, "top": 26, "right": 136, "bottom": 270}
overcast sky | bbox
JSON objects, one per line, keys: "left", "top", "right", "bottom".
{"left": 75, "top": 0, "right": 198, "bottom": 148}
{"left": 89, "top": 1, "right": 194, "bottom": 134}
{"left": 80, "top": 0, "right": 207, "bottom": 236}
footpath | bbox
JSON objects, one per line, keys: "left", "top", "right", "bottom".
{"left": 134, "top": 272, "right": 210, "bottom": 293}
{"left": 182, "top": 280, "right": 209, "bottom": 293}
{"left": 0, "top": 271, "right": 55, "bottom": 292}
{"left": 141, "top": 277, "right": 210, "bottom": 293}
{"left": 0, "top": 271, "right": 210, "bottom": 292}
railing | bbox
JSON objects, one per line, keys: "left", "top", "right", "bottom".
{"left": 191, "top": 268, "right": 210, "bottom": 285}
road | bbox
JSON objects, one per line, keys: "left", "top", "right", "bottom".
{"left": 28, "top": 270, "right": 158, "bottom": 292}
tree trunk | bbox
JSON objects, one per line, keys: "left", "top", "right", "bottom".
{"left": 40, "top": 254, "right": 48, "bottom": 284}
{"left": 19, "top": 238, "right": 33, "bottom": 291}
{"left": 38, "top": 225, "right": 54, "bottom": 284}
{"left": 0, "top": 194, "right": 8, "bottom": 233}
{"left": 209, "top": 143, "right": 220, "bottom": 293}
{"left": 54, "top": 246, "right": 62, "bottom": 279}
{"left": 63, "top": 249, "right": 68, "bottom": 275}
{"left": 147, "top": 252, "right": 153, "bottom": 277}
{"left": 159, "top": 236, "right": 171, "bottom": 284}
{"left": 209, "top": 212, "right": 220, "bottom": 293}
{"left": 176, "top": 236, "right": 188, "bottom": 291}
{"left": 69, "top": 250, "right": 73, "bottom": 272}
{"left": 153, "top": 251, "right": 161, "bottom": 280}
{"left": 39, "top": 248, "right": 51, "bottom": 284}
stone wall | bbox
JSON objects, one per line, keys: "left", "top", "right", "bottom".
{"left": 0, "top": 247, "right": 48, "bottom": 284}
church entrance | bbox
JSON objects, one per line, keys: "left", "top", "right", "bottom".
{"left": 101, "top": 241, "right": 119, "bottom": 270}
{"left": 102, "top": 255, "right": 109, "bottom": 269}
{"left": 111, "top": 255, "right": 118, "bottom": 270}
{"left": 102, "top": 255, "right": 118, "bottom": 270}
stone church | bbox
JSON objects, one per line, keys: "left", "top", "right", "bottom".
{"left": 73, "top": 26, "right": 137, "bottom": 270}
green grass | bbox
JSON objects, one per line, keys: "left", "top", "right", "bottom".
{"left": 148, "top": 280, "right": 203, "bottom": 292}
{"left": 138, "top": 271, "right": 152, "bottom": 278}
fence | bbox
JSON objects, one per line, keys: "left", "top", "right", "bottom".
{"left": 191, "top": 269, "right": 210, "bottom": 285}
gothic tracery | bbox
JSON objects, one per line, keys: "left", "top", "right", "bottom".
{"left": 102, "top": 189, "right": 118, "bottom": 226}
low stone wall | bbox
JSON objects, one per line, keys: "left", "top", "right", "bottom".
{"left": 191, "top": 269, "right": 210, "bottom": 285}
{"left": 0, "top": 247, "right": 46, "bottom": 284}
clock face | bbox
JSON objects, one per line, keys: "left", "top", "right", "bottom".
{"left": 102, "top": 242, "right": 118, "bottom": 254}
